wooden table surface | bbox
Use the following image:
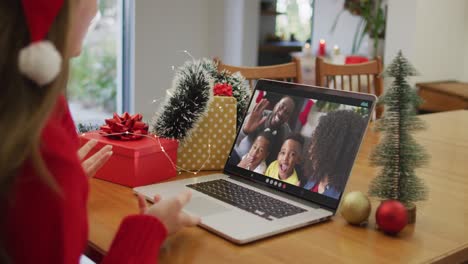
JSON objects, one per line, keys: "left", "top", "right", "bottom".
{"left": 87, "top": 110, "right": 468, "bottom": 264}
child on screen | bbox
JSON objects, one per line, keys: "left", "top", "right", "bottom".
{"left": 265, "top": 134, "right": 304, "bottom": 186}
{"left": 237, "top": 132, "right": 272, "bottom": 174}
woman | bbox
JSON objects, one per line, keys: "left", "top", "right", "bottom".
{"left": 302, "top": 110, "right": 366, "bottom": 199}
{"left": 0, "top": 0, "right": 199, "bottom": 263}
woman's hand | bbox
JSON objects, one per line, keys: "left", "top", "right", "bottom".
{"left": 243, "top": 99, "right": 269, "bottom": 134}
{"left": 78, "top": 139, "right": 113, "bottom": 177}
{"left": 137, "top": 191, "right": 200, "bottom": 235}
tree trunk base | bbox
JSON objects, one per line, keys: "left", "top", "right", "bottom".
{"left": 406, "top": 205, "right": 416, "bottom": 224}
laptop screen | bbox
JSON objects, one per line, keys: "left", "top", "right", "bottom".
{"left": 224, "top": 80, "right": 375, "bottom": 210}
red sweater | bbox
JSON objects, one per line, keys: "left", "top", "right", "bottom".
{"left": 3, "top": 96, "right": 167, "bottom": 263}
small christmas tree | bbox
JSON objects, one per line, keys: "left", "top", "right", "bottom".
{"left": 368, "top": 51, "right": 429, "bottom": 207}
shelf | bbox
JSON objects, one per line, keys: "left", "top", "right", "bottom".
{"left": 261, "top": 10, "right": 285, "bottom": 16}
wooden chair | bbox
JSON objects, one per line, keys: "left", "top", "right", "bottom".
{"left": 215, "top": 57, "right": 303, "bottom": 90}
{"left": 315, "top": 56, "right": 384, "bottom": 118}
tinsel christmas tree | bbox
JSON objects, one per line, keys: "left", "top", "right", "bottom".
{"left": 77, "top": 122, "right": 101, "bottom": 134}
{"left": 152, "top": 59, "right": 214, "bottom": 140}
{"left": 152, "top": 58, "right": 251, "bottom": 142}
{"left": 368, "top": 51, "right": 429, "bottom": 207}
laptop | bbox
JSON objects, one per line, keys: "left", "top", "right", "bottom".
{"left": 134, "top": 79, "right": 376, "bottom": 244}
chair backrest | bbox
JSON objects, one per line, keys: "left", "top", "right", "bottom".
{"left": 315, "top": 56, "right": 384, "bottom": 117}
{"left": 215, "top": 57, "right": 302, "bottom": 90}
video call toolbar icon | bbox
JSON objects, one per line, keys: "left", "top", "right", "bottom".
{"left": 265, "top": 178, "right": 287, "bottom": 189}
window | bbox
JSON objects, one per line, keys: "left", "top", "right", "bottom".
{"left": 276, "top": 0, "right": 313, "bottom": 42}
{"left": 69, "top": 0, "right": 133, "bottom": 126}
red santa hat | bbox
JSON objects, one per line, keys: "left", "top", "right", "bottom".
{"left": 18, "top": 0, "right": 65, "bottom": 86}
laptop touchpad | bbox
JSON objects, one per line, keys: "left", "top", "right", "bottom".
{"left": 184, "top": 196, "right": 232, "bottom": 217}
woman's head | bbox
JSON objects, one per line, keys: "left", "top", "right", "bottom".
{"left": 69, "top": 0, "right": 99, "bottom": 56}
{"left": 304, "top": 110, "right": 366, "bottom": 192}
{"left": 0, "top": 0, "right": 97, "bottom": 194}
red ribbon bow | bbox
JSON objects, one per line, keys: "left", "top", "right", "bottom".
{"left": 100, "top": 112, "right": 149, "bottom": 140}
{"left": 213, "top": 83, "right": 233, "bottom": 96}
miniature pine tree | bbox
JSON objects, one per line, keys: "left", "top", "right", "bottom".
{"left": 368, "top": 50, "right": 429, "bottom": 207}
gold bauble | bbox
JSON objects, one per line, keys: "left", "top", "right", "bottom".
{"left": 340, "top": 191, "right": 371, "bottom": 225}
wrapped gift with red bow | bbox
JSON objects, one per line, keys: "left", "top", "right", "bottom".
{"left": 80, "top": 112, "right": 178, "bottom": 187}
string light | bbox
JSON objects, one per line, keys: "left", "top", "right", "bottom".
{"left": 151, "top": 97, "right": 165, "bottom": 104}
{"left": 84, "top": 131, "right": 212, "bottom": 175}
{"left": 151, "top": 49, "right": 195, "bottom": 107}
{"left": 178, "top": 49, "right": 195, "bottom": 61}
{"left": 120, "top": 49, "right": 223, "bottom": 174}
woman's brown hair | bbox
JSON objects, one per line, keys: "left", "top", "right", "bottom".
{"left": 303, "top": 110, "right": 366, "bottom": 192}
{"left": 0, "top": 0, "right": 72, "bottom": 261}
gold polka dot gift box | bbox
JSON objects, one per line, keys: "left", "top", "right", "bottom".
{"left": 177, "top": 96, "right": 237, "bottom": 171}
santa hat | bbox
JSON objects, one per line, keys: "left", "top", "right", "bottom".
{"left": 18, "top": 0, "right": 65, "bottom": 86}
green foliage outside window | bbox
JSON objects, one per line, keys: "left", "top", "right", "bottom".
{"left": 68, "top": 0, "right": 117, "bottom": 113}
{"left": 68, "top": 41, "right": 117, "bottom": 112}
{"left": 275, "top": 0, "right": 313, "bottom": 42}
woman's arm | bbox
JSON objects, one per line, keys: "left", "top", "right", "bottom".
{"left": 101, "top": 215, "right": 167, "bottom": 264}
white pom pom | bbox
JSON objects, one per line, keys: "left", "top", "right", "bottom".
{"left": 18, "top": 40, "right": 62, "bottom": 86}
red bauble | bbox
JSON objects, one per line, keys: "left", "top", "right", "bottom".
{"left": 375, "top": 200, "right": 408, "bottom": 235}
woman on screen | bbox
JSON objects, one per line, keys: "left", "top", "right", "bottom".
{"left": 302, "top": 110, "right": 366, "bottom": 199}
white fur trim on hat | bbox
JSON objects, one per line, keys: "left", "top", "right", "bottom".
{"left": 18, "top": 40, "right": 62, "bottom": 86}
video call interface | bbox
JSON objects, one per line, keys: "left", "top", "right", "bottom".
{"left": 227, "top": 89, "right": 370, "bottom": 200}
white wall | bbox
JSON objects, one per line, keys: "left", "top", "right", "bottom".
{"left": 224, "top": 0, "right": 245, "bottom": 66}
{"left": 223, "top": 0, "right": 260, "bottom": 66}
{"left": 383, "top": 0, "right": 418, "bottom": 65}
{"left": 134, "top": 0, "right": 212, "bottom": 119}
{"left": 385, "top": 0, "right": 468, "bottom": 84}
{"left": 242, "top": 0, "right": 260, "bottom": 66}
{"left": 207, "top": 0, "right": 226, "bottom": 63}
{"left": 413, "top": 0, "right": 465, "bottom": 82}
{"left": 462, "top": 2, "right": 468, "bottom": 82}
{"left": 133, "top": 0, "right": 259, "bottom": 119}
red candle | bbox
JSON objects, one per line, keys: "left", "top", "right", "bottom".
{"left": 318, "top": 39, "right": 326, "bottom": 56}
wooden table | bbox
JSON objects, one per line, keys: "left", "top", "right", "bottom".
{"left": 87, "top": 111, "right": 468, "bottom": 263}
{"left": 417, "top": 81, "right": 468, "bottom": 112}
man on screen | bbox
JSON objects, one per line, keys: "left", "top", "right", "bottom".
{"left": 234, "top": 96, "right": 296, "bottom": 164}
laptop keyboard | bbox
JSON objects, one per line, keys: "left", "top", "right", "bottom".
{"left": 186, "top": 179, "right": 307, "bottom": 221}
